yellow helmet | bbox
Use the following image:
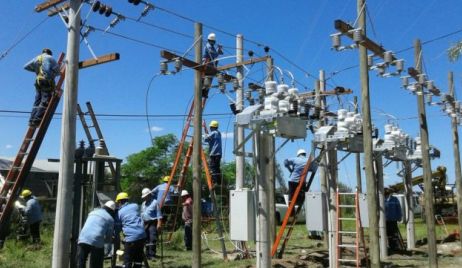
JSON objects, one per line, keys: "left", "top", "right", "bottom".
{"left": 162, "top": 176, "right": 170, "bottom": 182}
{"left": 209, "top": 120, "right": 219, "bottom": 128}
{"left": 116, "top": 192, "right": 129, "bottom": 202}
{"left": 20, "top": 189, "right": 32, "bottom": 198}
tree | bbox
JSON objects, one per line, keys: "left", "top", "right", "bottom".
{"left": 448, "top": 41, "right": 462, "bottom": 62}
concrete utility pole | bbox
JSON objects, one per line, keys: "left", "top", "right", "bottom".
{"left": 375, "top": 153, "right": 387, "bottom": 258}
{"left": 266, "top": 57, "right": 276, "bottom": 244}
{"left": 354, "top": 96, "right": 362, "bottom": 192}
{"left": 357, "top": 0, "right": 381, "bottom": 266}
{"left": 448, "top": 71, "right": 462, "bottom": 249}
{"left": 414, "top": 39, "right": 437, "bottom": 268}
{"left": 52, "top": 1, "right": 80, "bottom": 267}
{"left": 236, "top": 34, "right": 245, "bottom": 190}
{"left": 192, "top": 22, "right": 203, "bottom": 268}
{"left": 403, "top": 160, "right": 415, "bottom": 249}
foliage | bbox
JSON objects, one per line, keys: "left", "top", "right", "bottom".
{"left": 220, "top": 160, "right": 255, "bottom": 189}
{"left": 448, "top": 41, "right": 462, "bottom": 62}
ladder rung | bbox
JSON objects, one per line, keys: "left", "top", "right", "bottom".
{"left": 339, "top": 217, "right": 356, "bottom": 221}
{"left": 338, "top": 231, "right": 357, "bottom": 234}
{"left": 18, "top": 152, "right": 29, "bottom": 155}
{"left": 338, "top": 244, "right": 357, "bottom": 248}
{"left": 338, "top": 192, "right": 356, "bottom": 195}
{"left": 5, "top": 181, "right": 16, "bottom": 184}
{"left": 24, "top": 138, "right": 35, "bottom": 141}
{"left": 339, "top": 205, "right": 355, "bottom": 208}
{"left": 339, "top": 259, "right": 358, "bottom": 262}
{"left": 11, "top": 166, "right": 22, "bottom": 170}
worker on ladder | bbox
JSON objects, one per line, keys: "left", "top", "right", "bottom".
{"left": 152, "top": 176, "right": 175, "bottom": 205}
{"left": 204, "top": 120, "right": 222, "bottom": 186}
{"left": 140, "top": 188, "right": 162, "bottom": 260}
{"left": 24, "top": 48, "right": 60, "bottom": 127}
{"left": 284, "top": 149, "right": 316, "bottom": 210}
{"left": 202, "top": 33, "right": 223, "bottom": 98}
{"left": 15, "top": 189, "right": 43, "bottom": 245}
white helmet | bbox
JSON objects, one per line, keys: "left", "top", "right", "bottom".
{"left": 104, "top": 200, "right": 116, "bottom": 211}
{"left": 141, "top": 188, "right": 151, "bottom": 199}
{"left": 207, "top": 33, "right": 216, "bottom": 41}
{"left": 297, "top": 149, "right": 306, "bottom": 156}
{"left": 181, "top": 190, "right": 189, "bottom": 197}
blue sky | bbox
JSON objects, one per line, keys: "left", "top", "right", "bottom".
{"left": 1, "top": 0, "right": 462, "bottom": 190}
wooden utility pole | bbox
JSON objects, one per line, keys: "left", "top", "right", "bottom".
{"left": 354, "top": 96, "right": 362, "bottom": 192}
{"left": 403, "top": 160, "right": 415, "bottom": 249}
{"left": 357, "top": 0, "right": 381, "bottom": 266}
{"left": 414, "top": 39, "right": 438, "bottom": 267}
{"left": 52, "top": 1, "right": 80, "bottom": 267}
{"left": 449, "top": 71, "right": 462, "bottom": 249}
{"left": 192, "top": 22, "right": 203, "bottom": 268}
{"left": 375, "top": 153, "right": 387, "bottom": 258}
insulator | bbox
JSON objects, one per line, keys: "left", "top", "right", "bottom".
{"left": 426, "top": 94, "right": 432, "bottom": 104}
{"left": 289, "top": 99, "right": 298, "bottom": 116}
{"left": 331, "top": 33, "right": 341, "bottom": 49}
{"left": 219, "top": 83, "right": 226, "bottom": 93}
{"left": 160, "top": 61, "right": 168, "bottom": 74}
{"left": 217, "top": 73, "right": 224, "bottom": 84}
{"left": 418, "top": 74, "right": 427, "bottom": 85}
{"left": 92, "top": 1, "right": 101, "bottom": 12}
{"left": 99, "top": 4, "right": 107, "bottom": 15}
{"left": 233, "top": 79, "right": 239, "bottom": 90}
{"left": 141, "top": 4, "right": 154, "bottom": 17}
{"left": 426, "top": 80, "right": 434, "bottom": 90}
{"left": 455, "top": 101, "right": 460, "bottom": 110}
{"left": 110, "top": 17, "right": 121, "bottom": 28}
{"left": 367, "top": 54, "right": 374, "bottom": 67}
{"left": 245, "top": 91, "right": 252, "bottom": 100}
{"left": 352, "top": 29, "right": 363, "bottom": 43}
{"left": 383, "top": 51, "right": 393, "bottom": 65}
{"left": 174, "top": 58, "right": 182, "bottom": 72}
{"left": 378, "top": 66, "right": 385, "bottom": 76}
{"left": 203, "top": 77, "right": 212, "bottom": 89}
{"left": 401, "top": 76, "right": 409, "bottom": 88}
{"left": 395, "top": 59, "right": 404, "bottom": 73}
{"left": 129, "top": 0, "right": 141, "bottom": 5}
{"left": 104, "top": 6, "right": 112, "bottom": 17}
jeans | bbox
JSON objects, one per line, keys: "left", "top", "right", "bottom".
{"left": 144, "top": 220, "right": 157, "bottom": 258}
{"left": 209, "top": 155, "right": 222, "bottom": 184}
{"left": 30, "top": 221, "right": 41, "bottom": 243}
{"left": 123, "top": 239, "right": 145, "bottom": 268}
{"left": 386, "top": 220, "right": 402, "bottom": 251}
{"left": 288, "top": 181, "right": 307, "bottom": 208}
{"left": 30, "top": 89, "right": 52, "bottom": 123}
{"left": 184, "top": 223, "right": 192, "bottom": 250}
{"left": 77, "top": 243, "right": 104, "bottom": 268}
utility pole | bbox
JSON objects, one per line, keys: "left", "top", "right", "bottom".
{"left": 403, "top": 160, "right": 415, "bottom": 249}
{"left": 236, "top": 34, "right": 245, "bottom": 190}
{"left": 375, "top": 153, "right": 387, "bottom": 258}
{"left": 52, "top": 0, "right": 80, "bottom": 267}
{"left": 448, "top": 71, "right": 462, "bottom": 249}
{"left": 414, "top": 39, "right": 437, "bottom": 268}
{"left": 354, "top": 96, "right": 362, "bottom": 192}
{"left": 192, "top": 22, "right": 203, "bottom": 268}
{"left": 327, "top": 147, "right": 338, "bottom": 268}
{"left": 266, "top": 57, "right": 276, "bottom": 245}
{"left": 357, "top": 0, "right": 381, "bottom": 266}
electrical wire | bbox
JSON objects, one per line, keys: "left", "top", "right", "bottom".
{"left": 145, "top": 73, "right": 161, "bottom": 145}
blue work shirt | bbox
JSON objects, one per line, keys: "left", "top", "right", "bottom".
{"left": 385, "top": 195, "right": 402, "bottom": 222}
{"left": 24, "top": 196, "right": 42, "bottom": 225}
{"left": 24, "top": 53, "right": 59, "bottom": 80}
{"left": 78, "top": 208, "right": 114, "bottom": 248}
{"left": 203, "top": 42, "right": 223, "bottom": 68}
{"left": 152, "top": 183, "right": 175, "bottom": 204}
{"left": 204, "top": 130, "right": 222, "bottom": 156}
{"left": 141, "top": 198, "right": 163, "bottom": 222}
{"left": 117, "top": 203, "right": 146, "bottom": 242}
{"left": 284, "top": 156, "right": 316, "bottom": 183}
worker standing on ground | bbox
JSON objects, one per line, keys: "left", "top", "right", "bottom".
{"left": 181, "top": 190, "right": 193, "bottom": 251}
{"left": 284, "top": 149, "right": 316, "bottom": 207}
{"left": 77, "top": 200, "right": 116, "bottom": 268}
{"left": 152, "top": 176, "right": 175, "bottom": 205}
{"left": 384, "top": 188, "right": 403, "bottom": 253}
{"left": 17, "top": 189, "right": 42, "bottom": 244}
{"left": 24, "top": 48, "right": 60, "bottom": 127}
{"left": 201, "top": 32, "right": 223, "bottom": 98}
{"left": 140, "top": 188, "right": 162, "bottom": 260}
{"left": 115, "top": 192, "right": 146, "bottom": 268}
{"left": 204, "top": 120, "right": 222, "bottom": 185}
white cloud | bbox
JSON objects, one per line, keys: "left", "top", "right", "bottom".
{"left": 221, "top": 132, "right": 233, "bottom": 139}
{"left": 5, "top": 145, "right": 12, "bottom": 149}
{"left": 147, "top": 126, "right": 163, "bottom": 132}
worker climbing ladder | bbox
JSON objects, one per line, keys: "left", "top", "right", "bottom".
{"left": 272, "top": 146, "right": 324, "bottom": 258}
{"left": 336, "top": 188, "right": 369, "bottom": 268}
{"left": 0, "top": 53, "right": 66, "bottom": 234}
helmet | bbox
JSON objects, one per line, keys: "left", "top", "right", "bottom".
{"left": 297, "top": 149, "right": 306, "bottom": 156}
{"left": 209, "top": 120, "right": 219, "bottom": 128}
{"left": 115, "top": 192, "right": 129, "bottom": 202}
{"left": 42, "top": 48, "right": 52, "bottom": 55}
{"left": 141, "top": 188, "right": 151, "bottom": 198}
{"left": 181, "top": 190, "right": 189, "bottom": 197}
{"left": 207, "top": 33, "right": 216, "bottom": 41}
{"left": 104, "top": 200, "right": 116, "bottom": 211}
{"left": 162, "top": 176, "right": 170, "bottom": 182}
{"left": 20, "top": 189, "right": 32, "bottom": 198}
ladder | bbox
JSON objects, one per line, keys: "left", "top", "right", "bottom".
{"left": 271, "top": 147, "right": 323, "bottom": 258}
{"left": 336, "top": 188, "right": 368, "bottom": 268}
{"left": 0, "top": 53, "right": 66, "bottom": 233}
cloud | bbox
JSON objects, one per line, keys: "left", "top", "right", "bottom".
{"left": 147, "top": 126, "right": 163, "bottom": 132}
{"left": 5, "top": 145, "right": 12, "bottom": 149}
{"left": 221, "top": 132, "right": 233, "bottom": 139}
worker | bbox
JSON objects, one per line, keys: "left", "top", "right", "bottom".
{"left": 284, "top": 149, "right": 316, "bottom": 207}
{"left": 204, "top": 120, "right": 222, "bottom": 185}
{"left": 24, "top": 48, "right": 60, "bottom": 127}
{"left": 201, "top": 32, "right": 223, "bottom": 98}
{"left": 115, "top": 192, "right": 146, "bottom": 268}
{"left": 384, "top": 188, "right": 403, "bottom": 252}
{"left": 181, "top": 190, "right": 193, "bottom": 251}
{"left": 140, "top": 188, "right": 162, "bottom": 260}
{"left": 152, "top": 176, "right": 175, "bottom": 205}
{"left": 77, "top": 200, "right": 116, "bottom": 268}
{"left": 17, "top": 189, "right": 42, "bottom": 244}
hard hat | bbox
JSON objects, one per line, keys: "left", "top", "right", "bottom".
{"left": 20, "top": 189, "right": 32, "bottom": 198}
{"left": 42, "top": 48, "right": 52, "bottom": 55}
{"left": 115, "top": 192, "right": 129, "bottom": 202}
{"left": 141, "top": 188, "right": 151, "bottom": 199}
{"left": 104, "top": 200, "right": 116, "bottom": 211}
{"left": 207, "top": 33, "right": 216, "bottom": 41}
{"left": 209, "top": 120, "right": 219, "bottom": 128}
{"left": 181, "top": 190, "right": 189, "bottom": 197}
{"left": 297, "top": 149, "right": 306, "bottom": 156}
{"left": 162, "top": 176, "right": 170, "bottom": 182}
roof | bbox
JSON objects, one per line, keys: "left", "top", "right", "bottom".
{"left": 0, "top": 157, "right": 60, "bottom": 173}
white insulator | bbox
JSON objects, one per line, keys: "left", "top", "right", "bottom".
{"left": 278, "top": 99, "right": 289, "bottom": 113}
{"left": 368, "top": 54, "right": 374, "bottom": 67}
{"left": 384, "top": 51, "right": 393, "bottom": 64}
{"left": 418, "top": 74, "right": 427, "bottom": 85}
{"left": 395, "top": 59, "right": 404, "bottom": 73}
{"left": 331, "top": 33, "right": 341, "bottom": 49}
{"left": 288, "top": 87, "right": 299, "bottom": 96}
{"left": 353, "top": 28, "right": 363, "bottom": 43}
{"left": 337, "top": 109, "right": 347, "bottom": 121}
{"left": 337, "top": 121, "right": 348, "bottom": 132}
{"left": 265, "top": 81, "right": 277, "bottom": 95}
{"left": 264, "top": 95, "right": 278, "bottom": 111}
{"left": 277, "top": 84, "right": 289, "bottom": 94}
{"left": 384, "top": 124, "right": 393, "bottom": 134}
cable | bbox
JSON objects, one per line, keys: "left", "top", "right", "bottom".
{"left": 145, "top": 73, "right": 161, "bottom": 145}
{"left": 124, "top": 16, "right": 194, "bottom": 39}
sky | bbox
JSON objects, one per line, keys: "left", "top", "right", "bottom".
{"left": 1, "top": 0, "right": 462, "bottom": 190}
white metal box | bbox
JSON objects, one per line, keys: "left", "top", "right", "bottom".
{"left": 229, "top": 189, "right": 256, "bottom": 241}
{"left": 305, "top": 192, "right": 327, "bottom": 231}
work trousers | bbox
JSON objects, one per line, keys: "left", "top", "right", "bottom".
{"left": 386, "top": 220, "right": 402, "bottom": 251}
{"left": 288, "top": 181, "right": 307, "bottom": 208}
{"left": 144, "top": 220, "right": 158, "bottom": 258}
{"left": 77, "top": 243, "right": 105, "bottom": 268}
{"left": 30, "top": 88, "right": 52, "bottom": 123}
{"left": 123, "top": 238, "right": 145, "bottom": 268}
{"left": 30, "top": 221, "right": 41, "bottom": 243}
{"left": 184, "top": 223, "right": 192, "bottom": 250}
{"left": 209, "top": 155, "right": 222, "bottom": 184}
